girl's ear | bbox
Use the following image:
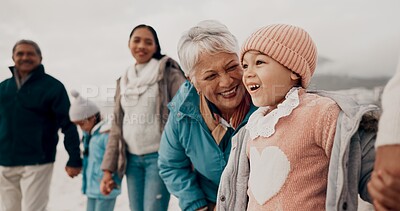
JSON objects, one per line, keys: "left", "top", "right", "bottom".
{"left": 290, "top": 72, "right": 300, "bottom": 81}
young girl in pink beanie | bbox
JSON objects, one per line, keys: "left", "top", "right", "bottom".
{"left": 217, "top": 24, "right": 379, "bottom": 210}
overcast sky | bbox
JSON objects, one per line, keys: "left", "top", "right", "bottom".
{"left": 1, "top": 0, "right": 399, "bottom": 100}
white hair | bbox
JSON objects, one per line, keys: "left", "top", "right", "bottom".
{"left": 177, "top": 20, "right": 239, "bottom": 81}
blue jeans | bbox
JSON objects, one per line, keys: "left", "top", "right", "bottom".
{"left": 86, "top": 197, "right": 116, "bottom": 211}
{"left": 126, "top": 152, "right": 170, "bottom": 211}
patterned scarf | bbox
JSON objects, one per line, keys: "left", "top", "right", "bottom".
{"left": 199, "top": 92, "right": 251, "bottom": 144}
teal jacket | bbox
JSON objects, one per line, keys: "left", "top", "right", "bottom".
{"left": 158, "top": 81, "right": 256, "bottom": 211}
{"left": 82, "top": 121, "right": 121, "bottom": 199}
{"left": 0, "top": 64, "right": 81, "bottom": 167}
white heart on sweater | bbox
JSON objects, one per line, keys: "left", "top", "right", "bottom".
{"left": 249, "top": 146, "right": 290, "bottom": 205}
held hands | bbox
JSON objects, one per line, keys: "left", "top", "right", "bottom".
{"left": 368, "top": 145, "right": 400, "bottom": 211}
{"left": 100, "top": 170, "right": 117, "bottom": 195}
{"left": 65, "top": 166, "right": 81, "bottom": 178}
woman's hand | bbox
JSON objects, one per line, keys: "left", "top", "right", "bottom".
{"left": 368, "top": 145, "right": 400, "bottom": 211}
{"left": 368, "top": 170, "right": 400, "bottom": 211}
{"left": 100, "top": 170, "right": 116, "bottom": 195}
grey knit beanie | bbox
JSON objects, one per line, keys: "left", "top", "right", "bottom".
{"left": 69, "top": 90, "right": 100, "bottom": 122}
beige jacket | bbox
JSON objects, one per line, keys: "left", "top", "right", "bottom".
{"left": 101, "top": 56, "right": 186, "bottom": 178}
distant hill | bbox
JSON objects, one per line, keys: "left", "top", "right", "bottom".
{"left": 310, "top": 74, "right": 389, "bottom": 91}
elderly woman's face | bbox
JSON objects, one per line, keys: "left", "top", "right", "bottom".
{"left": 192, "top": 52, "right": 246, "bottom": 115}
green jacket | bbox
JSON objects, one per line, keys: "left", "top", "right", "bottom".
{"left": 0, "top": 64, "right": 82, "bottom": 167}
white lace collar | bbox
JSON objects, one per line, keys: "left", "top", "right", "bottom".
{"left": 246, "top": 87, "right": 300, "bottom": 140}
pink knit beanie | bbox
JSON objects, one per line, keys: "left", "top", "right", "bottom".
{"left": 241, "top": 24, "right": 317, "bottom": 88}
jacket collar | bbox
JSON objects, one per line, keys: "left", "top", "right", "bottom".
{"left": 168, "top": 81, "right": 203, "bottom": 121}
{"left": 91, "top": 120, "right": 110, "bottom": 135}
{"left": 9, "top": 64, "right": 45, "bottom": 82}
{"left": 82, "top": 120, "right": 108, "bottom": 137}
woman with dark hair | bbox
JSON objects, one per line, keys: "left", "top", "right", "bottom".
{"left": 100, "top": 24, "right": 186, "bottom": 211}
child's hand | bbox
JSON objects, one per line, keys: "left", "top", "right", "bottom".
{"left": 368, "top": 170, "right": 400, "bottom": 211}
{"left": 100, "top": 170, "right": 116, "bottom": 195}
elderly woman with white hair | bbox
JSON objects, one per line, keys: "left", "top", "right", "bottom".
{"left": 158, "top": 20, "right": 256, "bottom": 211}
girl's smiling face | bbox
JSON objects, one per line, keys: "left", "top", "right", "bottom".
{"left": 242, "top": 50, "right": 300, "bottom": 107}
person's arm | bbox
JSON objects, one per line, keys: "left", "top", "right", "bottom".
{"left": 101, "top": 81, "right": 124, "bottom": 195}
{"left": 158, "top": 114, "right": 208, "bottom": 211}
{"left": 369, "top": 129, "right": 400, "bottom": 210}
{"left": 368, "top": 170, "right": 400, "bottom": 211}
{"left": 100, "top": 132, "right": 118, "bottom": 195}
{"left": 101, "top": 80, "right": 123, "bottom": 174}
{"left": 375, "top": 59, "right": 400, "bottom": 147}
{"left": 53, "top": 84, "right": 82, "bottom": 173}
{"left": 314, "top": 101, "right": 340, "bottom": 158}
{"left": 367, "top": 57, "right": 400, "bottom": 210}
